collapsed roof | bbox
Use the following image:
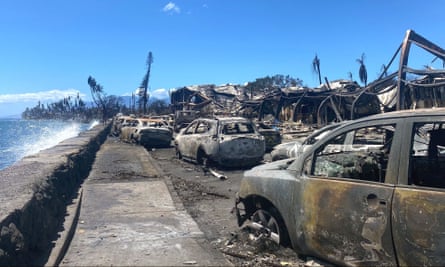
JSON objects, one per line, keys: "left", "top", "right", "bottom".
{"left": 170, "top": 30, "right": 445, "bottom": 127}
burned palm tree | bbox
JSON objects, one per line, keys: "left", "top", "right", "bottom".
{"left": 312, "top": 54, "right": 322, "bottom": 85}
{"left": 87, "top": 75, "right": 107, "bottom": 122}
{"left": 356, "top": 53, "right": 368, "bottom": 86}
{"left": 142, "top": 51, "right": 154, "bottom": 114}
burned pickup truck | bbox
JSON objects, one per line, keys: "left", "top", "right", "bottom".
{"left": 174, "top": 117, "right": 265, "bottom": 168}
{"left": 236, "top": 108, "right": 445, "bottom": 266}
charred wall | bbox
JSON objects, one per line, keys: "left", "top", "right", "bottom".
{"left": 0, "top": 123, "right": 111, "bottom": 266}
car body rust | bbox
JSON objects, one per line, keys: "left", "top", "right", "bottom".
{"left": 236, "top": 108, "right": 445, "bottom": 266}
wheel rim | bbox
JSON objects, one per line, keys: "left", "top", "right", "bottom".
{"left": 251, "top": 209, "right": 280, "bottom": 244}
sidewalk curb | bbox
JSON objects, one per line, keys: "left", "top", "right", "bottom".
{"left": 45, "top": 188, "right": 83, "bottom": 267}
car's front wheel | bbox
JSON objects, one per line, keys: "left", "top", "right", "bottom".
{"left": 250, "top": 207, "right": 289, "bottom": 246}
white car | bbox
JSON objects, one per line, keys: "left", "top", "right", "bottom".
{"left": 175, "top": 117, "right": 265, "bottom": 168}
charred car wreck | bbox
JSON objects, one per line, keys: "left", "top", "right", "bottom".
{"left": 233, "top": 30, "right": 445, "bottom": 266}
{"left": 235, "top": 108, "right": 445, "bottom": 266}
{"left": 174, "top": 117, "right": 265, "bottom": 168}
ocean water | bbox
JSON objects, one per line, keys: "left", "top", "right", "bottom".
{"left": 0, "top": 118, "right": 99, "bottom": 171}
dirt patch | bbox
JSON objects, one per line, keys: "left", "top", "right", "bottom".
{"left": 169, "top": 172, "right": 312, "bottom": 267}
{"left": 152, "top": 147, "right": 330, "bottom": 267}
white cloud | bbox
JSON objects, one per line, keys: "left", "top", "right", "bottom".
{"left": 0, "top": 89, "right": 86, "bottom": 103}
{"left": 162, "top": 2, "right": 180, "bottom": 14}
{"left": 151, "top": 88, "right": 170, "bottom": 100}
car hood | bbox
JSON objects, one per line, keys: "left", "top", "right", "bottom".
{"left": 247, "top": 158, "right": 294, "bottom": 173}
{"left": 273, "top": 141, "right": 300, "bottom": 150}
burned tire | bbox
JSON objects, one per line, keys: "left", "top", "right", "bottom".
{"left": 251, "top": 207, "right": 290, "bottom": 246}
{"left": 175, "top": 145, "right": 182, "bottom": 159}
{"left": 197, "top": 149, "right": 211, "bottom": 168}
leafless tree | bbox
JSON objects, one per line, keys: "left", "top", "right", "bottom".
{"left": 141, "top": 52, "right": 154, "bottom": 114}
{"left": 312, "top": 54, "right": 322, "bottom": 85}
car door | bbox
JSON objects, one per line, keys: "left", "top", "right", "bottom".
{"left": 192, "top": 120, "right": 215, "bottom": 159}
{"left": 300, "top": 121, "right": 399, "bottom": 266}
{"left": 391, "top": 119, "right": 445, "bottom": 266}
{"left": 177, "top": 120, "right": 198, "bottom": 158}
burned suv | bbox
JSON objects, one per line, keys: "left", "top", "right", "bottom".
{"left": 174, "top": 117, "right": 265, "bottom": 168}
{"left": 236, "top": 108, "right": 445, "bottom": 266}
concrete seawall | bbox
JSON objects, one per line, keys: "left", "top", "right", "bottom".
{"left": 0, "top": 122, "right": 111, "bottom": 266}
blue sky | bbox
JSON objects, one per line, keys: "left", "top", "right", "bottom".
{"left": 1, "top": 0, "right": 444, "bottom": 117}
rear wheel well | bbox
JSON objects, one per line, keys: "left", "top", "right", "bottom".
{"left": 196, "top": 147, "right": 212, "bottom": 166}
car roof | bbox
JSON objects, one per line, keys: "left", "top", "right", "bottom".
{"left": 137, "top": 118, "right": 165, "bottom": 122}
{"left": 194, "top": 116, "right": 251, "bottom": 122}
{"left": 318, "top": 108, "right": 445, "bottom": 138}
{"left": 359, "top": 108, "right": 445, "bottom": 120}
{"left": 215, "top": 116, "right": 250, "bottom": 122}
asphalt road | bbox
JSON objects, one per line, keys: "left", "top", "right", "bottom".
{"left": 149, "top": 144, "right": 246, "bottom": 243}
{"left": 148, "top": 144, "right": 310, "bottom": 267}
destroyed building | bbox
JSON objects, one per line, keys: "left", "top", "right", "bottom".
{"left": 170, "top": 30, "right": 445, "bottom": 130}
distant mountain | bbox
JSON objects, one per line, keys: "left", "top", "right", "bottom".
{"left": 0, "top": 114, "right": 21, "bottom": 119}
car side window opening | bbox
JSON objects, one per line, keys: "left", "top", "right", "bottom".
{"left": 184, "top": 122, "right": 198, "bottom": 134}
{"left": 222, "top": 122, "right": 254, "bottom": 135}
{"left": 196, "top": 122, "right": 209, "bottom": 134}
{"left": 409, "top": 122, "right": 445, "bottom": 188}
{"left": 312, "top": 124, "right": 395, "bottom": 183}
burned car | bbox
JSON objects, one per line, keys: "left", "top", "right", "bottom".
{"left": 119, "top": 118, "right": 173, "bottom": 148}
{"left": 133, "top": 118, "right": 173, "bottom": 148}
{"left": 256, "top": 122, "right": 282, "bottom": 152}
{"left": 119, "top": 117, "right": 139, "bottom": 142}
{"left": 235, "top": 108, "right": 445, "bottom": 266}
{"left": 174, "top": 117, "right": 265, "bottom": 168}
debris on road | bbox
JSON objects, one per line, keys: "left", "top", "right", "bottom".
{"left": 209, "top": 168, "right": 227, "bottom": 180}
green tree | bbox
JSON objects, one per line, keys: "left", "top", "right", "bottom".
{"left": 245, "top": 74, "right": 303, "bottom": 98}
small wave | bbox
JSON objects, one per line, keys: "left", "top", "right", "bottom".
{"left": 0, "top": 119, "right": 91, "bottom": 170}
{"left": 88, "top": 120, "right": 100, "bottom": 130}
{"left": 21, "top": 122, "right": 83, "bottom": 157}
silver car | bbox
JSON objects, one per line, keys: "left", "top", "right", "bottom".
{"left": 236, "top": 108, "right": 445, "bottom": 266}
{"left": 174, "top": 117, "right": 265, "bottom": 168}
